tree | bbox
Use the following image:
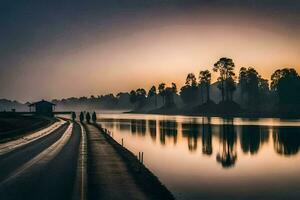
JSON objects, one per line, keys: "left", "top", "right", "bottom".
{"left": 186, "top": 73, "right": 197, "bottom": 87}
{"left": 86, "top": 112, "right": 91, "bottom": 123}
{"left": 71, "top": 112, "right": 76, "bottom": 121}
{"left": 92, "top": 111, "right": 97, "bottom": 123}
{"left": 271, "top": 68, "right": 300, "bottom": 105}
{"left": 238, "top": 67, "right": 248, "bottom": 103}
{"left": 213, "top": 57, "right": 235, "bottom": 101}
{"left": 79, "top": 112, "right": 84, "bottom": 122}
{"left": 158, "top": 83, "right": 166, "bottom": 105}
{"left": 130, "top": 88, "right": 146, "bottom": 109}
{"left": 136, "top": 88, "right": 147, "bottom": 108}
{"left": 180, "top": 73, "right": 199, "bottom": 105}
{"left": 238, "top": 67, "right": 270, "bottom": 109}
{"left": 148, "top": 86, "right": 156, "bottom": 97}
{"left": 129, "top": 90, "right": 137, "bottom": 104}
{"left": 225, "top": 77, "right": 236, "bottom": 101}
{"left": 148, "top": 85, "right": 157, "bottom": 108}
{"left": 164, "top": 83, "right": 177, "bottom": 108}
{"left": 199, "top": 70, "right": 212, "bottom": 103}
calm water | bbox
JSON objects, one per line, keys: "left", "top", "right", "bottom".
{"left": 98, "top": 113, "right": 300, "bottom": 200}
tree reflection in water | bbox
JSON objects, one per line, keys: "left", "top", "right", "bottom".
{"left": 159, "top": 120, "right": 178, "bottom": 145}
{"left": 101, "top": 116, "right": 300, "bottom": 169}
{"left": 216, "top": 119, "right": 237, "bottom": 168}
{"left": 130, "top": 119, "right": 146, "bottom": 135}
{"left": 182, "top": 120, "right": 200, "bottom": 152}
{"left": 273, "top": 126, "right": 300, "bottom": 156}
{"left": 240, "top": 126, "right": 269, "bottom": 155}
{"left": 148, "top": 120, "right": 157, "bottom": 142}
{"left": 202, "top": 118, "right": 213, "bottom": 156}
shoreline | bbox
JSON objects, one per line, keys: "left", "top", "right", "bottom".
{"left": 126, "top": 110, "right": 300, "bottom": 119}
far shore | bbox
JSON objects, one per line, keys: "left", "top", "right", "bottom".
{"left": 126, "top": 109, "right": 300, "bottom": 119}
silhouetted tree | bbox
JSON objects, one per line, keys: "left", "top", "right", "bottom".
{"left": 86, "top": 112, "right": 91, "bottom": 123}
{"left": 135, "top": 88, "right": 147, "bottom": 108}
{"left": 158, "top": 83, "right": 166, "bottom": 105}
{"left": 164, "top": 83, "right": 177, "bottom": 108}
{"left": 148, "top": 85, "right": 157, "bottom": 108}
{"left": 92, "top": 111, "right": 97, "bottom": 123}
{"left": 225, "top": 77, "right": 236, "bottom": 101}
{"left": 129, "top": 90, "right": 137, "bottom": 104}
{"left": 79, "top": 112, "right": 84, "bottom": 122}
{"left": 129, "top": 88, "right": 147, "bottom": 110}
{"left": 180, "top": 73, "right": 199, "bottom": 105}
{"left": 271, "top": 68, "right": 300, "bottom": 106}
{"left": 213, "top": 57, "right": 235, "bottom": 101}
{"left": 238, "top": 67, "right": 248, "bottom": 104}
{"left": 199, "top": 70, "right": 212, "bottom": 103}
{"left": 186, "top": 73, "right": 197, "bottom": 87}
{"left": 71, "top": 112, "right": 76, "bottom": 121}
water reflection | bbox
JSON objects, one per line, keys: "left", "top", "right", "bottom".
{"left": 240, "top": 126, "right": 269, "bottom": 155}
{"left": 130, "top": 119, "right": 146, "bottom": 135}
{"left": 182, "top": 120, "right": 200, "bottom": 152}
{"left": 99, "top": 114, "right": 300, "bottom": 200}
{"left": 202, "top": 121, "right": 213, "bottom": 156}
{"left": 159, "top": 120, "right": 178, "bottom": 145}
{"left": 100, "top": 117, "right": 300, "bottom": 166}
{"left": 148, "top": 120, "right": 157, "bottom": 142}
{"left": 273, "top": 127, "right": 300, "bottom": 156}
{"left": 216, "top": 121, "right": 237, "bottom": 168}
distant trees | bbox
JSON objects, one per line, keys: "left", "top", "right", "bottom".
{"left": 48, "top": 57, "right": 300, "bottom": 116}
{"left": 213, "top": 57, "right": 236, "bottom": 102}
{"left": 199, "top": 70, "right": 212, "bottom": 103}
{"left": 129, "top": 88, "right": 147, "bottom": 109}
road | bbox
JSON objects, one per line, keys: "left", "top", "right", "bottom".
{"left": 85, "top": 124, "right": 148, "bottom": 200}
{"left": 0, "top": 120, "right": 82, "bottom": 200}
{"left": 0, "top": 119, "right": 166, "bottom": 200}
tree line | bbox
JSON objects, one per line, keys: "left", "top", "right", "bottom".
{"left": 128, "top": 57, "right": 300, "bottom": 115}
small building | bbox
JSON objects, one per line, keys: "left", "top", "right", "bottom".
{"left": 28, "top": 100, "right": 55, "bottom": 117}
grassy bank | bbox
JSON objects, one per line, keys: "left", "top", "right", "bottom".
{"left": 84, "top": 123, "right": 175, "bottom": 200}
{"left": 0, "top": 113, "right": 55, "bottom": 142}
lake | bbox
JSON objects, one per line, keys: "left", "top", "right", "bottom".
{"left": 97, "top": 113, "right": 300, "bottom": 200}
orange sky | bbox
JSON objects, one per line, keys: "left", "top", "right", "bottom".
{"left": 1, "top": 3, "right": 299, "bottom": 101}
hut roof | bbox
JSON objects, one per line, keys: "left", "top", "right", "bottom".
{"left": 28, "top": 100, "right": 56, "bottom": 107}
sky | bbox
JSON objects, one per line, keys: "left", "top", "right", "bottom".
{"left": 0, "top": 0, "right": 300, "bottom": 102}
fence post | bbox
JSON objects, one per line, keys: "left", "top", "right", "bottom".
{"left": 138, "top": 152, "right": 140, "bottom": 162}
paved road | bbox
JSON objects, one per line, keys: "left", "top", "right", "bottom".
{"left": 85, "top": 124, "right": 148, "bottom": 200}
{"left": 0, "top": 121, "right": 82, "bottom": 200}
{"left": 0, "top": 121, "right": 166, "bottom": 200}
